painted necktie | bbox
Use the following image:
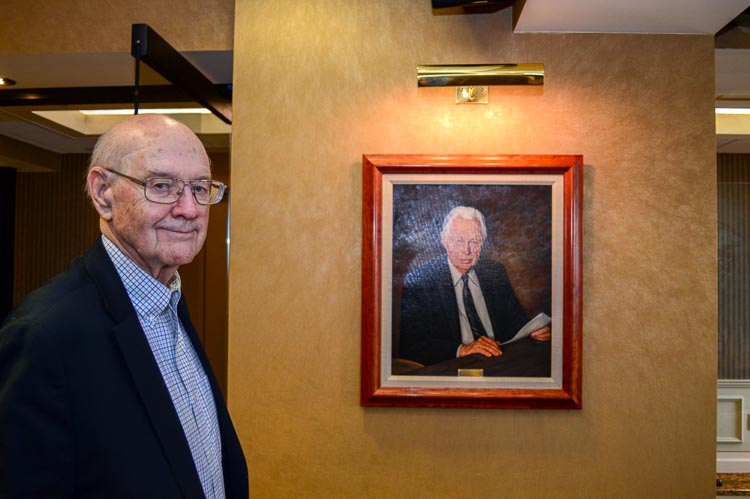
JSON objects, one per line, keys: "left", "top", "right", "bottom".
{"left": 462, "top": 273, "right": 486, "bottom": 339}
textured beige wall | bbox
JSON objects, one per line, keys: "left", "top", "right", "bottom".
{"left": 230, "top": 1, "right": 717, "bottom": 497}
{"left": 0, "top": 0, "right": 233, "bottom": 54}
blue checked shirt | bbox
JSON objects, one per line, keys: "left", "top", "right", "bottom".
{"left": 103, "top": 236, "right": 225, "bottom": 499}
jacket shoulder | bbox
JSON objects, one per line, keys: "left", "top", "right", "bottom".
{"left": 404, "top": 256, "right": 447, "bottom": 285}
{"left": 3, "top": 256, "right": 100, "bottom": 330}
{"left": 475, "top": 258, "right": 511, "bottom": 279}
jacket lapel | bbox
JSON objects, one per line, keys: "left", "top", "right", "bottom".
{"left": 435, "top": 258, "right": 462, "bottom": 342}
{"left": 82, "top": 239, "right": 205, "bottom": 499}
{"left": 177, "top": 299, "right": 249, "bottom": 496}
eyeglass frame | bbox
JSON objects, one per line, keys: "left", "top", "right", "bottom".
{"left": 104, "top": 168, "right": 228, "bottom": 205}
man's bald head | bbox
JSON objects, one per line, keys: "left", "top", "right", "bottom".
{"left": 87, "top": 114, "right": 209, "bottom": 180}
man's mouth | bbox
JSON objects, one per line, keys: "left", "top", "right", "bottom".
{"left": 159, "top": 223, "right": 198, "bottom": 231}
{"left": 158, "top": 226, "right": 199, "bottom": 235}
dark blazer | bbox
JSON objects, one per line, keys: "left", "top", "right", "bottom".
{"left": 0, "top": 238, "right": 248, "bottom": 499}
{"left": 399, "top": 256, "right": 529, "bottom": 366}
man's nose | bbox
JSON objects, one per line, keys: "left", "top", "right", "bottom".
{"left": 171, "top": 184, "right": 199, "bottom": 217}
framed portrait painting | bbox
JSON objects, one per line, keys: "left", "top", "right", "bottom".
{"left": 361, "top": 154, "right": 582, "bottom": 409}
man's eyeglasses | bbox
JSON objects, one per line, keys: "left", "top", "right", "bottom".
{"left": 105, "top": 168, "right": 227, "bottom": 205}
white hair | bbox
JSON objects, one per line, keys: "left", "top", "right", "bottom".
{"left": 440, "top": 206, "right": 487, "bottom": 240}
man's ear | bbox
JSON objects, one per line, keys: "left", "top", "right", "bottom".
{"left": 87, "top": 167, "right": 114, "bottom": 221}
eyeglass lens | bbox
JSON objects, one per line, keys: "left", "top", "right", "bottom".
{"left": 145, "top": 178, "right": 223, "bottom": 205}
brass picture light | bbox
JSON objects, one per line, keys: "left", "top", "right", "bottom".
{"left": 417, "top": 63, "right": 544, "bottom": 103}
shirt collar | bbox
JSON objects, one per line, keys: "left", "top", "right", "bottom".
{"left": 102, "top": 235, "right": 182, "bottom": 318}
{"left": 446, "top": 257, "right": 478, "bottom": 287}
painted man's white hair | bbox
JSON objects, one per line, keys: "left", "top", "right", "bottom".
{"left": 440, "top": 206, "right": 487, "bottom": 240}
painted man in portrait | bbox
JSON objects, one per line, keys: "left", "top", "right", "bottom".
{"left": 398, "top": 206, "right": 551, "bottom": 366}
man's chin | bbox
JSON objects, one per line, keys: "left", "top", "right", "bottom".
{"left": 170, "top": 249, "right": 200, "bottom": 266}
{"left": 157, "top": 233, "right": 205, "bottom": 259}
{"left": 161, "top": 229, "right": 199, "bottom": 242}
{"left": 160, "top": 243, "right": 202, "bottom": 267}
{"left": 454, "top": 261, "right": 476, "bottom": 274}
{"left": 172, "top": 255, "right": 197, "bottom": 266}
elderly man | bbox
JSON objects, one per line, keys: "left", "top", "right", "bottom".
{"left": 0, "top": 114, "right": 248, "bottom": 498}
{"left": 399, "top": 206, "right": 550, "bottom": 366}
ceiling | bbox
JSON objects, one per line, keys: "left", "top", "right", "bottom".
{"left": 0, "top": 50, "right": 233, "bottom": 171}
{"left": 1, "top": 0, "right": 749, "bottom": 171}
{"left": 514, "top": 0, "right": 748, "bottom": 34}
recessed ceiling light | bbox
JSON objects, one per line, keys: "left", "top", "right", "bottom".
{"left": 32, "top": 109, "right": 230, "bottom": 136}
{"left": 716, "top": 108, "right": 750, "bottom": 115}
{"left": 0, "top": 77, "right": 16, "bottom": 87}
{"left": 79, "top": 108, "right": 211, "bottom": 116}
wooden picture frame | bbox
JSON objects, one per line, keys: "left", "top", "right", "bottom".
{"left": 361, "top": 154, "right": 582, "bottom": 409}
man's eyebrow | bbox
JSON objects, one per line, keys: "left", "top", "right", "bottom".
{"left": 144, "top": 169, "right": 172, "bottom": 177}
{"left": 145, "top": 169, "right": 211, "bottom": 180}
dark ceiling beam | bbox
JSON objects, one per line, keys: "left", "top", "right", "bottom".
{"left": 132, "top": 24, "right": 232, "bottom": 124}
{"left": 0, "top": 85, "right": 211, "bottom": 107}
{"left": 716, "top": 7, "right": 750, "bottom": 47}
{"left": 432, "top": 0, "right": 514, "bottom": 14}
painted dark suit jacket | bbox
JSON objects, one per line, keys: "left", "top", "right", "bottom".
{"left": 0, "top": 238, "right": 248, "bottom": 499}
{"left": 399, "top": 256, "right": 529, "bottom": 366}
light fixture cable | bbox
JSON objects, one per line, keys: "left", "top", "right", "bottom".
{"left": 134, "top": 43, "right": 141, "bottom": 115}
